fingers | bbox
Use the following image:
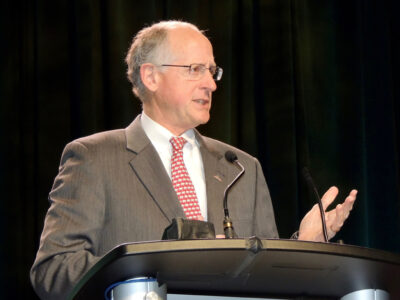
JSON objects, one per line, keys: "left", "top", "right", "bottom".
{"left": 322, "top": 187, "right": 357, "bottom": 212}
{"left": 344, "top": 189, "right": 357, "bottom": 202}
{"left": 327, "top": 189, "right": 358, "bottom": 238}
{"left": 299, "top": 186, "right": 358, "bottom": 242}
{"left": 342, "top": 189, "right": 357, "bottom": 214}
{"left": 332, "top": 204, "right": 344, "bottom": 232}
{"left": 325, "top": 204, "right": 344, "bottom": 239}
{"left": 321, "top": 186, "right": 339, "bottom": 210}
{"left": 324, "top": 188, "right": 358, "bottom": 239}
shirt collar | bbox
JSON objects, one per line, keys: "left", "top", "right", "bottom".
{"left": 141, "top": 112, "right": 198, "bottom": 149}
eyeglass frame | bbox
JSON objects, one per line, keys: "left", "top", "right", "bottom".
{"left": 160, "top": 63, "right": 223, "bottom": 81}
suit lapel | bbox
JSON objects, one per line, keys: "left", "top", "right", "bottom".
{"left": 125, "top": 116, "right": 185, "bottom": 223}
{"left": 196, "top": 132, "right": 236, "bottom": 235}
{"left": 125, "top": 117, "right": 238, "bottom": 232}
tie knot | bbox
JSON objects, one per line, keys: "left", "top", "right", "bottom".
{"left": 170, "top": 136, "right": 187, "bottom": 151}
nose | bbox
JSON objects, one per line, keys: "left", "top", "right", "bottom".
{"left": 202, "top": 69, "right": 217, "bottom": 92}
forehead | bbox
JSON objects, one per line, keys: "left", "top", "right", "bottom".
{"left": 166, "top": 28, "right": 215, "bottom": 64}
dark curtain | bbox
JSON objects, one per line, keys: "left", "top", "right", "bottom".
{"left": 1, "top": 0, "right": 399, "bottom": 298}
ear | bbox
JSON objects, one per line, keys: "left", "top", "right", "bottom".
{"left": 140, "top": 63, "right": 159, "bottom": 92}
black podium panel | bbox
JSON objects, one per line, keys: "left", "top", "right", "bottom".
{"left": 69, "top": 239, "right": 400, "bottom": 299}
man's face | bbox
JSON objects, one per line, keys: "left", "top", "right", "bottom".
{"left": 145, "top": 27, "right": 217, "bottom": 135}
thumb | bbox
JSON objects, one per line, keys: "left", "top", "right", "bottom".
{"left": 321, "top": 186, "right": 339, "bottom": 210}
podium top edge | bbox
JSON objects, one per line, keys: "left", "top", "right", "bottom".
{"left": 69, "top": 238, "right": 400, "bottom": 300}
{"left": 113, "top": 238, "right": 400, "bottom": 265}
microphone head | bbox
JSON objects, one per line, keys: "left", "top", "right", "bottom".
{"left": 225, "top": 150, "right": 238, "bottom": 163}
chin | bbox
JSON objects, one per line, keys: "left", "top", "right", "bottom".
{"left": 189, "top": 112, "right": 210, "bottom": 128}
{"left": 199, "top": 115, "right": 210, "bottom": 125}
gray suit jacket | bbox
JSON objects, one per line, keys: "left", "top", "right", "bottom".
{"left": 30, "top": 115, "right": 278, "bottom": 299}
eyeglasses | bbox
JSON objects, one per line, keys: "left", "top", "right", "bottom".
{"left": 160, "top": 64, "right": 223, "bottom": 81}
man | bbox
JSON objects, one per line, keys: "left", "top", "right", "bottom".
{"left": 30, "top": 21, "right": 357, "bottom": 299}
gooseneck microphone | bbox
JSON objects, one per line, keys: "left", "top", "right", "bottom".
{"left": 223, "top": 151, "right": 245, "bottom": 239}
{"left": 302, "top": 167, "right": 329, "bottom": 242}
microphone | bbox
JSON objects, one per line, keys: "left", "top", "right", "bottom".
{"left": 223, "top": 151, "right": 245, "bottom": 239}
{"left": 302, "top": 167, "right": 329, "bottom": 242}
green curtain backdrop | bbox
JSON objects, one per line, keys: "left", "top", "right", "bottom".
{"left": 1, "top": 0, "right": 399, "bottom": 298}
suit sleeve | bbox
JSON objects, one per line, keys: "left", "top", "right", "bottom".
{"left": 30, "top": 141, "right": 105, "bottom": 299}
{"left": 253, "top": 158, "right": 279, "bottom": 238}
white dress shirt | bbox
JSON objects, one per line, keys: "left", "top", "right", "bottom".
{"left": 140, "top": 112, "right": 207, "bottom": 219}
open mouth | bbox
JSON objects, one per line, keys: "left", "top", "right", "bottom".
{"left": 193, "top": 99, "right": 209, "bottom": 105}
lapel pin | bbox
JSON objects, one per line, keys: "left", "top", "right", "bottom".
{"left": 213, "top": 175, "right": 222, "bottom": 182}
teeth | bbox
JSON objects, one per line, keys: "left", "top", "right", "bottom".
{"left": 195, "top": 99, "right": 207, "bottom": 104}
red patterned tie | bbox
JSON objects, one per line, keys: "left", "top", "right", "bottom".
{"left": 170, "top": 137, "right": 203, "bottom": 220}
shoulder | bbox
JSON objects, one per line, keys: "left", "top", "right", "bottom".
{"left": 66, "top": 129, "right": 126, "bottom": 153}
{"left": 73, "top": 129, "right": 126, "bottom": 148}
{"left": 59, "top": 129, "right": 127, "bottom": 164}
{"left": 200, "top": 135, "right": 259, "bottom": 164}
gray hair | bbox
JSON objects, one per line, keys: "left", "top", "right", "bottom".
{"left": 125, "top": 20, "right": 202, "bottom": 101}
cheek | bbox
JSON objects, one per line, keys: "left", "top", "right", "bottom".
{"left": 159, "top": 87, "right": 183, "bottom": 107}
{"left": 159, "top": 79, "right": 197, "bottom": 109}
{"left": 171, "top": 87, "right": 195, "bottom": 107}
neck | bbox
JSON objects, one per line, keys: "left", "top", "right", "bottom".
{"left": 142, "top": 107, "right": 189, "bottom": 136}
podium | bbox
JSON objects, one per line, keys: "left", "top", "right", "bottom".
{"left": 68, "top": 238, "right": 400, "bottom": 299}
